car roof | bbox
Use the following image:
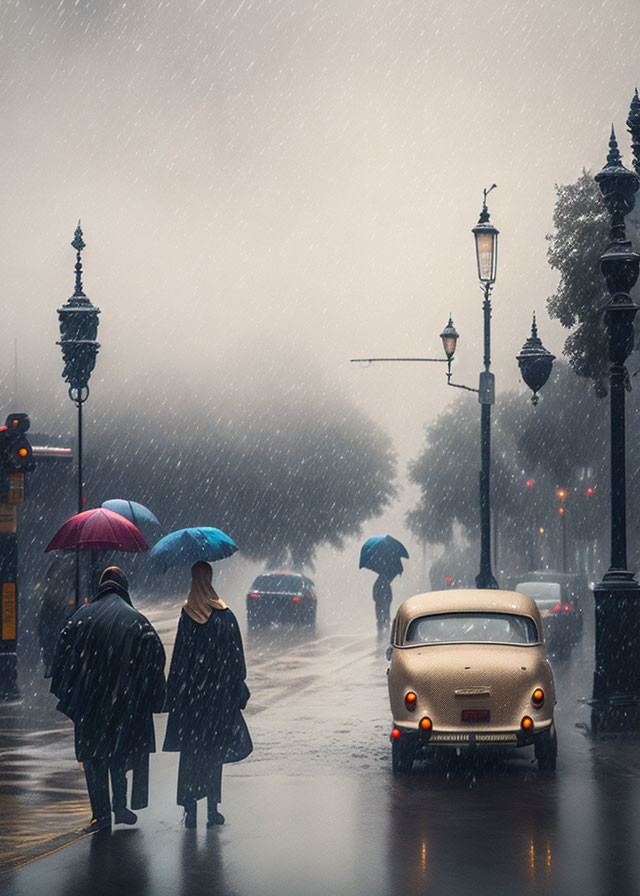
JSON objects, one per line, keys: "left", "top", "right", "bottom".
{"left": 393, "top": 589, "right": 543, "bottom": 644}
{"left": 254, "top": 571, "right": 315, "bottom": 585}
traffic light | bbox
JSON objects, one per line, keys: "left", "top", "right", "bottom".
{"left": 0, "top": 415, "right": 35, "bottom": 502}
{"left": 557, "top": 488, "right": 567, "bottom": 500}
{"left": 0, "top": 415, "right": 34, "bottom": 475}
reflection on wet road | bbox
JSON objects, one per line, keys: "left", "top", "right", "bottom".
{"left": 3, "top": 601, "right": 640, "bottom": 894}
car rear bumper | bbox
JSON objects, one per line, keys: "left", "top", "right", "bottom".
{"left": 247, "top": 597, "right": 316, "bottom": 625}
{"left": 391, "top": 720, "right": 553, "bottom": 748}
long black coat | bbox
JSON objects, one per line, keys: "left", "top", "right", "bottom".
{"left": 50, "top": 585, "right": 166, "bottom": 764}
{"left": 163, "top": 608, "right": 252, "bottom": 763}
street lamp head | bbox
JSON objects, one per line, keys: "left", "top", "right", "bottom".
{"left": 627, "top": 89, "right": 640, "bottom": 177}
{"left": 516, "top": 313, "right": 555, "bottom": 406}
{"left": 472, "top": 186, "right": 499, "bottom": 285}
{"left": 57, "top": 222, "right": 101, "bottom": 404}
{"left": 595, "top": 126, "right": 639, "bottom": 246}
{"left": 440, "top": 314, "right": 459, "bottom": 362}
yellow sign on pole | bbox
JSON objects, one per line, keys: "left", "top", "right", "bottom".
{"left": 2, "top": 583, "right": 16, "bottom": 641}
{"left": 8, "top": 474, "right": 24, "bottom": 504}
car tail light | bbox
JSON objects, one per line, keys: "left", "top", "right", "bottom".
{"left": 563, "top": 603, "right": 573, "bottom": 612}
{"left": 532, "top": 688, "right": 544, "bottom": 707}
{"left": 391, "top": 728, "right": 401, "bottom": 739}
{"left": 248, "top": 592, "right": 261, "bottom": 599}
{"left": 292, "top": 597, "right": 301, "bottom": 603}
{"left": 553, "top": 603, "right": 562, "bottom": 612}
{"left": 310, "top": 591, "right": 317, "bottom": 601}
{"left": 405, "top": 691, "right": 417, "bottom": 710}
{"left": 521, "top": 716, "right": 534, "bottom": 731}
{"left": 420, "top": 716, "right": 432, "bottom": 731}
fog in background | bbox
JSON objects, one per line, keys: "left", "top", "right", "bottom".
{"left": 2, "top": 0, "right": 640, "bottom": 619}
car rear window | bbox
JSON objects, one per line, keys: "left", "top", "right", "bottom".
{"left": 515, "top": 582, "right": 562, "bottom": 604}
{"left": 405, "top": 612, "right": 539, "bottom": 645}
{"left": 252, "top": 574, "right": 303, "bottom": 592}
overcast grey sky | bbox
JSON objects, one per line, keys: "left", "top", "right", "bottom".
{"left": 2, "top": 0, "right": 640, "bottom": 594}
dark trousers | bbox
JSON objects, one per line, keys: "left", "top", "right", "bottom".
{"left": 374, "top": 598, "right": 391, "bottom": 632}
{"left": 83, "top": 758, "right": 127, "bottom": 820}
{"left": 177, "top": 750, "right": 222, "bottom": 808}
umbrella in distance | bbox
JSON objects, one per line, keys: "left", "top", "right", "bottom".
{"left": 359, "top": 535, "right": 409, "bottom": 581}
{"left": 102, "top": 499, "right": 161, "bottom": 542}
{"left": 46, "top": 507, "right": 150, "bottom": 553}
{"left": 149, "top": 527, "right": 238, "bottom": 573}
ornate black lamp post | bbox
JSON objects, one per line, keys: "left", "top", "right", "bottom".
{"left": 443, "top": 187, "right": 501, "bottom": 588}
{"left": 352, "top": 188, "right": 554, "bottom": 589}
{"left": 443, "top": 191, "right": 554, "bottom": 589}
{"left": 586, "top": 118, "right": 640, "bottom": 733}
{"left": 57, "top": 223, "right": 100, "bottom": 605}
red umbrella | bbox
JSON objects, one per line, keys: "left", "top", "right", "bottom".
{"left": 45, "top": 508, "right": 150, "bottom": 553}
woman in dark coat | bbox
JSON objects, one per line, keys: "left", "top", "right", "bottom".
{"left": 163, "top": 561, "right": 252, "bottom": 827}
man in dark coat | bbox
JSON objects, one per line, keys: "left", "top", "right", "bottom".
{"left": 50, "top": 566, "right": 166, "bottom": 833}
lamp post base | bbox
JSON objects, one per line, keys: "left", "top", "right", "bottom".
{"left": 591, "top": 577, "right": 640, "bottom": 733}
{"left": 0, "top": 652, "right": 19, "bottom": 701}
{"left": 475, "top": 570, "right": 498, "bottom": 590}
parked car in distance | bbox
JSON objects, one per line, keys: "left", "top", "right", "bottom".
{"left": 246, "top": 571, "right": 317, "bottom": 629}
{"left": 514, "top": 571, "right": 586, "bottom": 658}
{"left": 387, "top": 590, "right": 557, "bottom": 774}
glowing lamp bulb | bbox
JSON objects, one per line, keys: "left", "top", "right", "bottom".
{"left": 391, "top": 728, "right": 401, "bottom": 740}
{"left": 521, "top": 716, "right": 534, "bottom": 731}
{"left": 420, "top": 716, "right": 432, "bottom": 731}
{"left": 532, "top": 688, "right": 544, "bottom": 707}
{"left": 18, "top": 448, "right": 28, "bottom": 457}
{"left": 405, "top": 691, "right": 418, "bottom": 710}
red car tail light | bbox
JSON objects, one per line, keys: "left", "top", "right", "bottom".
{"left": 405, "top": 691, "right": 417, "bottom": 710}
{"left": 248, "top": 592, "right": 261, "bottom": 599}
{"left": 563, "top": 603, "right": 573, "bottom": 612}
{"left": 391, "top": 728, "right": 401, "bottom": 740}
{"left": 553, "top": 603, "right": 562, "bottom": 612}
{"left": 292, "top": 597, "right": 301, "bottom": 603}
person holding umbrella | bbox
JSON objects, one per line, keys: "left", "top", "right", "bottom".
{"left": 50, "top": 567, "right": 166, "bottom": 832}
{"left": 359, "top": 535, "right": 409, "bottom": 635}
{"left": 163, "top": 561, "right": 252, "bottom": 828}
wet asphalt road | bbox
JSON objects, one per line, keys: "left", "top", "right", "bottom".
{"left": 3, "top": 601, "right": 640, "bottom": 896}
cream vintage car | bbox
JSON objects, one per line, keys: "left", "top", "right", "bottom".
{"left": 387, "top": 589, "right": 557, "bottom": 773}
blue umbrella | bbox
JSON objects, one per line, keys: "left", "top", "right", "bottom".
{"left": 101, "top": 499, "right": 161, "bottom": 542}
{"left": 359, "top": 535, "right": 409, "bottom": 581}
{"left": 149, "top": 527, "right": 238, "bottom": 573}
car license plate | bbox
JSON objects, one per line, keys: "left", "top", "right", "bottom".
{"left": 461, "top": 709, "right": 490, "bottom": 722}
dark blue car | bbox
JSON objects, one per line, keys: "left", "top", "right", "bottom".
{"left": 246, "top": 571, "right": 317, "bottom": 629}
